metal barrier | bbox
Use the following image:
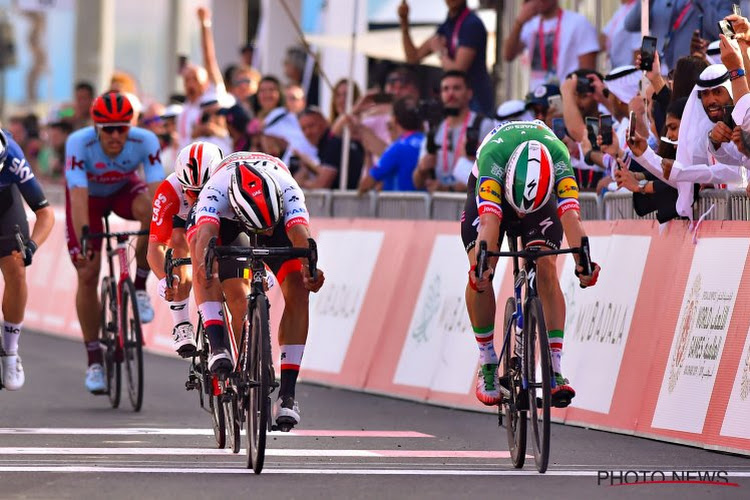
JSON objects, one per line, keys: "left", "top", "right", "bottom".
{"left": 695, "top": 189, "right": 729, "bottom": 220}
{"left": 729, "top": 189, "right": 750, "bottom": 220}
{"left": 376, "top": 191, "right": 431, "bottom": 220}
{"left": 303, "top": 189, "right": 332, "bottom": 218}
{"left": 431, "top": 192, "right": 467, "bottom": 221}
{"left": 330, "top": 190, "right": 376, "bottom": 218}
{"left": 579, "top": 192, "right": 602, "bottom": 220}
{"left": 602, "top": 191, "right": 657, "bottom": 220}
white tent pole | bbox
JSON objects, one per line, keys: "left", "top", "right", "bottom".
{"left": 339, "top": 0, "right": 359, "bottom": 191}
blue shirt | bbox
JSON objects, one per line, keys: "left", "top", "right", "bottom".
{"left": 0, "top": 132, "right": 48, "bottom": 211}
{"left": 437, "top": 9, "right": 494, "bottom": 115}
{"left": 369, "top": 132, "right": 424, "bottom": 191}
{"left": 65, "top": 126, "right": 165, "bottom": 197}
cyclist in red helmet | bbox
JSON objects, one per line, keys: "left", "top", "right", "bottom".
{"left": 65, "top": 91, "right": 166, "bottom": 395}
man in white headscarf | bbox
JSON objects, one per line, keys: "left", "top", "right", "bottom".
{"left": 603, "top": 65, "right": 640, "bottom": 148}
{"left": 262, "top": 107, "right": 318, "bottom": 167}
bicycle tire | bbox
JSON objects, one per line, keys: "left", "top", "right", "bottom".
{"left": 121, "top": 279, "right": 144, "bottom": 412}
{"left": 100, "top": 277, "right": 120, "bottom": 408}
{"left": 225, "top": 388, "right": 241, "bottom": 454}
{"left": 210, "top": 387, "right": 226, "bottom": 449}
{"left": 246, "top": 293, "right": 271, "bottom": 474}
{"left": 525, "top": 296, "right": 551, "bottom": 473}
{"left": 502, "top": 297, "right": 526, "bottom": 469}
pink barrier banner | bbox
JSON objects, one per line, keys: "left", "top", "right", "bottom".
{"left": 12, "top": 209, "right": 750, "bottom": 456}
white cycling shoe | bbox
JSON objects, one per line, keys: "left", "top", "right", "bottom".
{"left": 1, "top": 354, "right": 25, "bottom": 391}
{"left": 172, "top": 322, "right": 197, "bottom": 358}
{"left": 274, "top": 396, "right": 301, "bottom": 429}
{"left": 135, "top": 290, "right": 155, "bottom": 324}
{"left": 208, "top": 347, "right": 234, "bottom": 376}
{"left": 85, "top": 363, "right": 107, "bottom": 394}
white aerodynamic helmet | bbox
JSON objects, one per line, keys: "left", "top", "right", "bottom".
{"left": 504, "top": 140, "right": 555, "bottom": 215}
{"left": 226, "top": 153, "right": 284, "bottom": 232}
{"left": 174, "top": 141, "right": 224, "bottom": 191}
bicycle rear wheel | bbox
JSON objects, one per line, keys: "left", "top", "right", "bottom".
{"left": 502, "top": 297, "right": 526, "bottom": 469}
{"left": 525, "top": 296, "right": 551, "bottom": 473}
{"left": 225, "top": 388, "right": 241, "bottom": 454}
{"left": 246, "top": 294, "right": 271, "bottom": 474}
{"left": 210, "top": 384, "right": 226, "bottom": 449}
{"left": 100, "top": 277, "right": 120, "bottom": 408}
{"left": 121, "top": 279, "right": 144, "bottom": 412}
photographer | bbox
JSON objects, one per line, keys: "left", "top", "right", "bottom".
{"left": 191, "top": 95, "right": 232, "bottom": 154}
{"left": 413, "top": 71, "right": 494, "bottom": 193}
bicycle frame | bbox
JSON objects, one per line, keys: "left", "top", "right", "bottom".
{"left": 102, "top": 217, "right": 135, "bottom": 355}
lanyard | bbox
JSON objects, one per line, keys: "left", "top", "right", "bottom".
{"left": 449, "top": 8, "right": 470, "bottom": 57}
{"left": 663, "top": 1, "right": 693, "bottom": 54}
{"left": 538, "top": 9, "right": 563, "bottom": 73}
{"left": 441, "top": 112, "right": 471, "bottom": 178}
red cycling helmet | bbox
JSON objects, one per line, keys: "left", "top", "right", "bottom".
{"left": 91, "top": 92, "right": 134, "bottom": 124}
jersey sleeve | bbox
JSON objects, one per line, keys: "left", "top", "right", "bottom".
{"left": 64, "top": 130, "right": 89, "bottom": 189}
{"left": 474, "top": 140, "right": 504, "bottom": 221}
{"left": 281, "top": 178, "right": 309, "bottom": 231}
{"left": 140, "top": 130, "right": 166, "bottom": 184}
{"left": 149, "top": 180, "right": 180, "bottom": 244}
{"left": 369, "top": 142, "right": 402, "bottom": 181}
{"left": 5, "top": 139, "right": 49, "bottom": 211}
{"left": 548, "top": 139, "right": 580, "bottom": 217}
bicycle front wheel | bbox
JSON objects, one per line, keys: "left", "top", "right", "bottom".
{"left": 246, "top": 294, "right": 271, "bottom": 474}
{"left": 209, "top": 385, "right": 226, "bottom": 449}
{"left": 525, "top": 296, "right": 551, "bottom": 473}
{"left": 100, "top": 277, "right": 120, "bottom": 408}
{"left": 225, "top": 388, "right": 241, "bottom": 454}
{"left": 121, "top": 279, "right": 144, "bottom": 412}
{"left": 502, "top": 297, "right": 526, "bottom": 469}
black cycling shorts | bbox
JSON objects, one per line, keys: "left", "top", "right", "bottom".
{"left": 0, "top": 185, "right": 30, "bottom": 258}
{"left": 460, "top": 173, "right": 563, "bottom": 253}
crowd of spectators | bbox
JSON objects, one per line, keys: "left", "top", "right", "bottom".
{"left": 4, "top": 0, "right": 750, "bottom": 222}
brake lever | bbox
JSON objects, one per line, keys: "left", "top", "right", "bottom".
{"left": 578, "top": 236, "right": 592, "bottom": 289}
{"left": 476, "top": 241, "right": 488, "bottom": 279}
{"left": 307, "top": 238, "right": 318, "bottom": 281}
{"left": 165, "top": 248, "right": 174, "bottom": 289}
{"left": 13, "top": 225, "right": 26, "bottom": 257}
{"left": 204, "top": 236, "right": 217, "bottom": 281}
{"left": 81, "top": 225, "right": 90, "bottom": 259}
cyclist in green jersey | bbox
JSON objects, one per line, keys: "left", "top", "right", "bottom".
{"left": 460, "top": 120, "right": 601, "bottom": 407}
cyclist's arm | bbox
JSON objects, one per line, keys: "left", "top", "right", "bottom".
{"left": 10, "top": 143, "right": 55, "bottom": 249}
{"left": 286, "top": 222, "right": 324, "bottom": 293}
{"left": 28, "top": 206, "right": 54, "bottom": 250}
{"left": 190, "top": 220, "right": 219, "bottom": 288}
{"left": 147, "top": 241, "right": 169, "bottom": 280}
{"left": 70, "top": 187, "right": 90, "bottom": 245}
{"left": 559, "top": 210, "right": 586, "bottom": 267}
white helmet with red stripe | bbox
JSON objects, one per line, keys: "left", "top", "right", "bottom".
{"left": 227, "top": 157, "right": 283, "bottom": 232}
{"left": 504, "top": 139, "right": 554, "bottom": 216}
{"left": 174, "top": 141, "right": 224, "bottom": 191}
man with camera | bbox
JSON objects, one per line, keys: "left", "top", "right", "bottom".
{"left": 413, "top": 71, "right": 495, "bottom": 193}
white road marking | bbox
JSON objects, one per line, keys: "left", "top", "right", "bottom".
{"left": 0, "top": 466, "right": 748, "bottom": 477}
{"left": 0, "top": 448, "right": 511, "bottom": 458}
{"left": 0, "top": 428, "right": 432, "bottom": 438}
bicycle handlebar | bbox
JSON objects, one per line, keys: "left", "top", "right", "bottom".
{"left": 163, "top": 248, "right": 193, "bottom": 290}
{"left": 204, "top": 237, "right": 318, "bottom": 282}
{"left": 476, "top": 236, "right": 593, "bottom": 289}
{"left": 81, "top": 225, "right": 149, "bottom": 257}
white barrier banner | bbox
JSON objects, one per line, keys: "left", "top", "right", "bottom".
{"left": 720, "top": 327, "right": 750, "bottom": 439}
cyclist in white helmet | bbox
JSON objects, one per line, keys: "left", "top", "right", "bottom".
{"left": 147, "top": 141, "right": 227, "bottom": 356}
{"left": 461, "top": 120, "right": 601, "bottom": 407}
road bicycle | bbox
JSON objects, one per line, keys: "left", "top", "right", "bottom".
{"left": 476, "top": 233, "right": 591, "bottom": 473}
{"left": 0, "top": 225, "right": 26, "bottom": 391}
{"left": 82, "top": 215, "right": 149, "bottom": 411}
{"left": 205, "top": 235, "right": 317, "bottom": 474}
{"left": 164, "top": 250, "right": 239, "bottom": 452}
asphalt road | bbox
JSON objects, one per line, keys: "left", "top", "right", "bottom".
{"left": 0, "top": 331, "right": 748, "bottom": 500}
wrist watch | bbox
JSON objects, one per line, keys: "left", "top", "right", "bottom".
{"left": 638, "top": 179, "right": 648, "bottom": 194}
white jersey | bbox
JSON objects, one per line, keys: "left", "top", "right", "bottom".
{"left": 194, "top": 152, "right": 309, "bottom": 231}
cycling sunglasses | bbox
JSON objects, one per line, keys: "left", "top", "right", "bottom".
{"left": 97, "top": 124, "right": 130, "bottom": 135}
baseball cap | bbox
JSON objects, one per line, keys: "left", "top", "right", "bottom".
{"left": 217, "top": 104, "right": 250, "bottom": 132}
{"left": 526, "top": 84, "right": 561, "bottom": 108}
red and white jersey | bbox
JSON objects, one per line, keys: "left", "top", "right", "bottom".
{"left": 194, "top": 152, "right": 309, "bottom": 231}
{"left": 149, "top": 173, "right": 191, "bottom": 244}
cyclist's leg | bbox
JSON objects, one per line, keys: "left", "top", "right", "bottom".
{"left": 221, "top": 278, "right": 250, "bottom": 348}
{"left": 461, "top": 174, "right": 501, "bottom": 405}
{"left": 167, "top": 227, "right": 196, "bottom": 355}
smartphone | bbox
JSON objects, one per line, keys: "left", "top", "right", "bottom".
{"left": 576, "top": 76, "right": 593, "bottom": 94}
{"left": 724, "top": 104, "right": 736, "bottom": 128}
{"left": 628, "top": 110, "right": 637, "bottom": 142}
{"left": 640, "top": 36, "right": 657, "bottom": 71}
{"left": 600, "top": 114, "right": 613, "bottom": 146}
{"left": 719, "top": 19, "right": 736, "bottom": 39}
{"left": 585, "top": 116, "right": 600, "bottom": 152}
{"left": 698, "top": 14, "right": 704, "bottom": 39}
{"left": 373, "top": 92, "right": 394, "bottom": 104}
{"left": 552, "top": 117, "right": 567, "bottom": 140}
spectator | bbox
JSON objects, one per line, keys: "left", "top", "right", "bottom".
{"left": 625, "top": 0, "right": 734, "bottom": 72}
{"left": 603, "top": 65, "right": 641, "bottom": 146}
{"left": 284, "top": 45, "right": 319, "bottom": 106}
{"left": 218, "top": 104, "right": 252, "bottom": 152}
{"left": 399, "top": 0, "right": 494, "bottom": 114}
{"left": 295, "top": 106, "right": 365, "bottom": 189}
{"left": 261, "top": 106, "right": 318, "bottom": 167}
{"left": 603, "top": 0, "right": 641, "bottom": 69}
{"left": 413, "top": 71, "right": 495, "bottom": 192}
{"left": 109, "top": 70, "right": 142, "bottom": 124}
{"left": 330, "top": 78, "right": 361, "bottom": 123}
{"left": 230, "top": 65, "right": 261, "bottom": 115}
{"left": 191, "top": 95, "right": 232, "bottom": 154}
{"left": 358, "top": 97, "right": 424, "bottom": 193}
{"left": 253, "top": 75, "right": 284, "bottom": 120}
{"left": 140, "top": 102, "right": 178, "bottom": 173}
{"left": 240, "top": 42, "right": 255, "bottom": 67}
{"left": 504, "top": 0, "right": 599, "bottom": 91}
{"left": 176, "top": 7, "right": 229, "bottom": 149}
{"left": 524, "top": 83, "right": 560, "bottom": 122}
{"left": 495, "top": 99, "right": 533, "bottom": 125}
{"left": 72, "top": 81, "right": 95, "bottom": 130}
{"left": 285, "top": 83, "right": 307, "bottom": 115}
{"left": 38, "top": 106, "right": 74, "bottom": 181}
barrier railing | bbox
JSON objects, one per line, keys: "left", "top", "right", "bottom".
{"left": 376, "top": 192, "right": 431, "bottom": 220}
{"left": 579, "top": 192, "right": 601, "bottom": 221}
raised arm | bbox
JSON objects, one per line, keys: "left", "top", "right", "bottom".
{"left": 198, "top": 7, "right": 224, "bottom": 88}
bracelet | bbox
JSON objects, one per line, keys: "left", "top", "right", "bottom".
{"left": 202, "top": 20, "right": 212, "bottom": 28}
{"left": 730, "top": 68, "right": 746, "bottom": 81}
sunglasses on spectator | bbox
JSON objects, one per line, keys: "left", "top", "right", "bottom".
{"left": 97, "top": 124, "right": 130, "bottom": 135}
{"left": 141, "top": 116, "right": 162, "bottom": 126}
{"left": 233, "top": 78, "right": 252, "bottom": 86}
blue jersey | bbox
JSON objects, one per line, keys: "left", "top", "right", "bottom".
{"left": 369, "top": 131, "right": 424, "bottom": 191}
{"left": 65, "top": 126, "right": 165, "bottom": 197}
{"left": 0, "top": 132, "right": 49, "bottom": 212}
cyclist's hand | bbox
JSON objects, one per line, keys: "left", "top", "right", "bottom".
{"left": 158, "top": 275, "right": 179, "bottom": 301}
{"left": 302, "top": 265, "right": 325, "bottom": 292}
{"left": 469, "top": 265, "right": 494, "bottom": 293}
{"left": 575, "top": 262, "right": 601, "bottom": 288}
